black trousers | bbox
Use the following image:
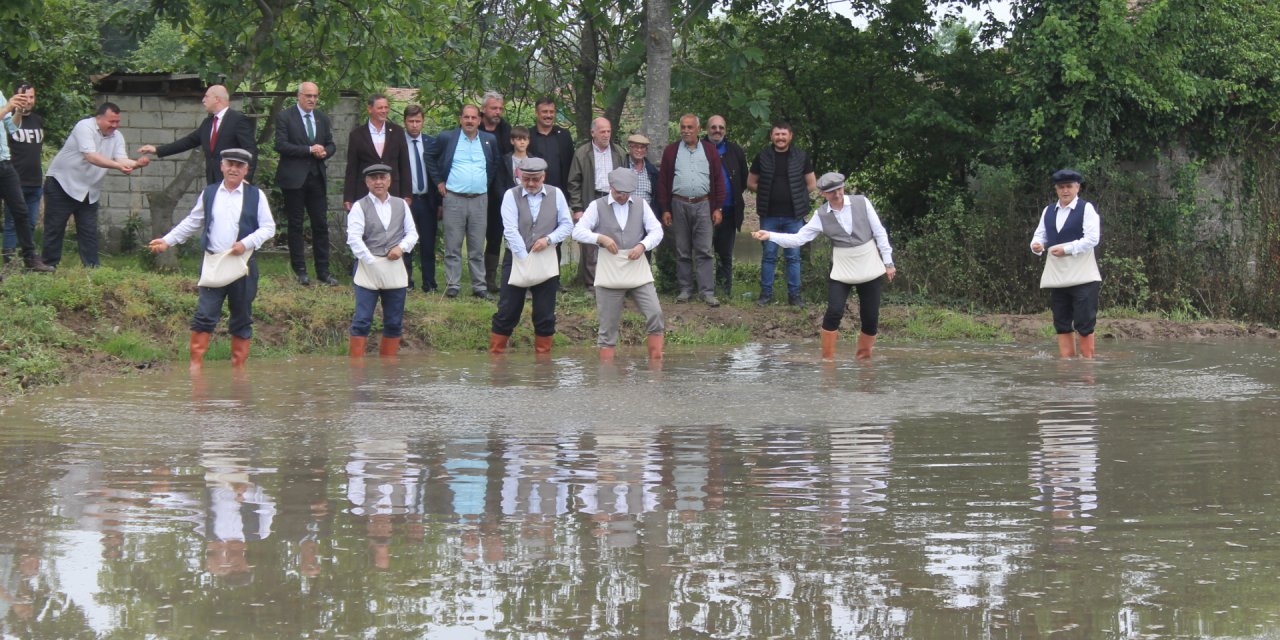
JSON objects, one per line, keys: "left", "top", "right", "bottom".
{"left": 491, "top": 253, "right": 559, "bottom": 337}
{"left": 283, "top": 171, "right": 331, "bottom": 278}
{"left": 822, "top": 276, "right": 884, "bottom": 334}
{"left": 712, "top": 204, "right": 737, "bottom": 294}
{"left": 0, "top": 161, "right": 37, "bottom": 259}
{"left": 405, "top": 193, "right": 438, "bottom": 290}
{"left": 41, "top": 177, "right": 99, "bottom": 268}
{"left": 1050, "top": 281, "right": 1100, "bottom": 336}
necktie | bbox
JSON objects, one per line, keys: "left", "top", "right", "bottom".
{"left": 412, "top": 138, "right": 425, "bottom": 193}
{"left": 209, "top": 115, "right": 220, "bottom": 149}
{"left": 305, "top": 113, "right": 315, "bottom": 142}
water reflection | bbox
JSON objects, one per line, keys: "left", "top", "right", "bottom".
{"left": 1, "top": 342, "right": 1280, "bottom": 637}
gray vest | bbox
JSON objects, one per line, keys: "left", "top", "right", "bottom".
{"left": 358, "top": 195, "right": 407, "bottom": 257}
{"left": 817, "top": 195, "right": 873, "bottom": 247}
{"left": 592, "top": 196, "right": 645, "bottom": 248}
{"left": 513, "top": 185, "right": 561, "bottom": 251}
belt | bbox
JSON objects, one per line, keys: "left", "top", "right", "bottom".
{"left": 447, "top": 190, "right": 485, "bottom": 199}
{"left": 671, "top": 194, "right": 709, "bottom": 204}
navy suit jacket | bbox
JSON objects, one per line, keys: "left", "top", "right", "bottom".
{"left": 426, "top": 128, "right": 498, "bottom": 192}
{"left": 273, "top": 106, "right": 336, "bottom": 190}
{"left": 156, "top": 108, "right": 257, "bottom": 184}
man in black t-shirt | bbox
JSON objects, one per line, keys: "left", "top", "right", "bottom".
{"left": 4, "top": 83, "right": 43, "bottom": 263}
{"left": 747, "top": 121, "right": 816, "bottom": 306}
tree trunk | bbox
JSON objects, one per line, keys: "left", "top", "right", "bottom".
{"left": 642, "top": 0, "right": 672, "bottom": 164}
{"left": 574, "top": 9, "right": 600, "bottom": 141}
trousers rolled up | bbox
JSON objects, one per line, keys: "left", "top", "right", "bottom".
{"left": 671, "top": 198, "right": 715, "bottom": 295}
{"left": 192, "top": 257, "right": 259, "bottom": 339}
{"left": 442, "top": 192, "right": 488, "bottom": 294}
{"left": 0, "top": 161, "right": 39, "bottom": 259}
{"left": 350, "top": 284, "right": 407, "bottom": 338}
{"left": 491, "top": 254, "right": 559, "bottom": 337}
{"left": 40, "top": 176, "right": 99, "bottom": 268}
{"left": 822, "top": 276, "right": 884, "bottom": 334}
{"left": 283, "top": 171, "right": 331, "bottom": 278}
{"left": 1050, "top": 281, "right": 1100, "bottom": 336}
{"left": 595, "top": 283, "right": 664, "bottom": 347}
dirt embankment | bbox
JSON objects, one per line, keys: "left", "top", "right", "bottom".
{"left": 978, "top": 313, "right": 1280, "bottom": 342}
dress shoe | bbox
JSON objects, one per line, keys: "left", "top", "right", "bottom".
{"left": 23, "top": 255, "right": 54, "bottom": 273}
{"left": 422, "top": 286, "right": 438, "bottom": 294}
{"left": 296, "top": 273, "right": 311, "bottom": 286}
{"left": 445, "top": 287, "right": 460, "bottom": 298}
{"left": 473, "top": 290, "right": 494, "bottom": 301}
{"left": 755, "top": 294, "right": 774, "bottom": 307}
{"left": 788, "top": 294, "right": 805, "bottom": 308}
{"left": 319, "top": 275, "right": 339, "bottom": 287}
{"left": 703, "top": 293, "right": 721, "bottom": 308}
{"left": 675, "top": 290, "right": 691, "bottom": 303}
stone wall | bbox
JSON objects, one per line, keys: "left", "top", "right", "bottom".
{"left": 91, "top": 92, "right": 364, "bottom": 252}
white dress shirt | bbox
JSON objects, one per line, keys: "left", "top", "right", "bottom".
{"left": 1030, "top": 197, "right": 1101, "bottom": 256}
{"left": 499, "top": 185, "right": 574, "bottom": 259}
{"left": 368, "top": 121, "right": 386, "bottom": 156}
{"left": 162, "top": 181, "right": 276, "bottom": 252}
{"left": 346, "top": 193, "right": 420, "bottom": 264}
{"left": 592, "top": 144, "right": 614, "bottom": 192}
{"left": 572, "top": 195, "right": 664, "bottom": 252}
{"left": 768, "top": 196, "right": 893, "bottom": 266}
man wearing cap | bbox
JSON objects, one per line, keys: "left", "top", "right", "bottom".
{"left": 747, "top": 121, "right": 816, "bottom": 307}
{"left": 489, "top": 157, "right": 573, "bottom": 355}
{"left": 139, "top": 85, "right": 257, "bottom": 184}
{"left": 624, "top": 133, "right": 660, "bottom": 212}
{"left": 567, "top": 117, "right": 627, "bottom": 295}
{"left": 0, "top": 87, "right": 54, "bottom": 273}
{"left": 148, "top": 148, "right": 275, "bottom": 371}
{"left": 41, "top": 102, "right": 150, "bottom": 269}
{"left": 572, "top": 167, "right": 665, "bottom": 361}
{"left": 427, "top": 104, "right": 499, "bottom": 300}
{"left": 658, "top": 114, "right": 725, "bottom": 306}
{"left": 346, "top": 164, "right": 418, "bottom": 358}
{"left": 753, "top": 172, "right": 895, "bottom": 360}
{"left": 274, "top": 81, "right": 338, "bottom": 287}
{"left": 1031, "top": 169, "right": 1101, "bottom": 359}
{"left": 705, "top": 115, "right": 749, "bottom": 297}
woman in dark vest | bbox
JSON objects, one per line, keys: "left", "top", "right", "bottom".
{"left": 752, "top": 172, "right": 895, "bottom": 360}
{"left": 1030, "top": 169, "right": 1101, "bottom": 358}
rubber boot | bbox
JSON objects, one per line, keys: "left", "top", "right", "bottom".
{"left": 855, "top": 332, "right": 876, "bottom": 360}
{"left": 189, "top": 331, "right": 212, "bottom": 372}
{"left": 379, "top": 336, "right": 401, "bottom": 357}
{"left": 647, "top": 334, "right": 664, "bottom": 360}
{"left": 230, "top": 336, "right": 251, "bottom": 368}
{"left": 1078, "top": 333, "right": 1096, "bottom": 359}
{"left": 534, "top": 334, "right": 553, "bottom": 355}
{"left": 488, "top": 332, "right": 509, "bottom": 355}
{"left": 1057, "top": 333, "right": 1077, "bottom": 358}
{"left": 820, "top": 329, "right": 838, "bottom": 361}
{"left": 484, "top": 254, "right": 500, "bottom": 293}
{"left": 600, "top": 346, "right": 615, "bottom": 362}
{"left": 349, "top": 335, "right": 368, "bottom": 357}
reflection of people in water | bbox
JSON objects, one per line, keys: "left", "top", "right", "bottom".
{"left": 346, "top": 438, "right": 421, "bottom": 569}
{"left": 1031, "top": 381, "right": 1100, "bottom": 539}
{"left": 202, "top": 446, "right": 276, "bottom": 582}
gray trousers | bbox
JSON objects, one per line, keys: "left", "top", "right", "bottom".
{"left": 595, "top": 282, "right": 664, "bottom": 347}
{"left": 443, "top": 192, "right": 488, "bottom": 293}
{"left": 671, "top": 198, "right": 715, "bottom": 295}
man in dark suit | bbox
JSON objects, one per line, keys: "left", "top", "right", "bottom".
{"left": 426, "top": 104, "right": 498, "bottom": 300}
{"left": 402, "top": 103, "right": 439, "bottom": 292}
{"left": 274, "top": 82, "right": 337, "bottom": 286}
{"left": 139, "top": 85, "right": 256, "bottom": 184}
{"left": 342, "top": 94, "right": 411, "bottom": 215}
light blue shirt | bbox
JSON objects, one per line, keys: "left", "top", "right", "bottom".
{"left": 445, "top": 132, "right": 487, "bottom": 194}
{"left": 0, "top": 91, "right": 18, "bottom": 162}
{"left": 499, "top": 185, "right": 573, "bottom": 259}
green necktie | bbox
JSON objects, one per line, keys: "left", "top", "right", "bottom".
{"left": 305, "top": 113, "right": 315, "bottom": 142}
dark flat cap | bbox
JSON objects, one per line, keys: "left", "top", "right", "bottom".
{"left": 363, "top": 164, "right": 392, "bottom": 176}
{"left": 220, "top": 148, "right": 253, "bottom": 164}
{"left": 1052, "top": 169, "right": 1084, "bottom": 185}
{"left": 817, "top": 172, "right": 846, "bottom": 192}
{"left": 520, "top": 157, "right": 548, "bottom": 174}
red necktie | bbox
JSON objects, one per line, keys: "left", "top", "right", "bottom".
{"left": 209, "top": 116, "right": 220, "bottom": 149}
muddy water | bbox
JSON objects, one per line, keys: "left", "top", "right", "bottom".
{"left": 2, "top": 341, "right": 1279, "bottom": 638}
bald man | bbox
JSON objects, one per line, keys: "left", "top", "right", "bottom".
{"left": 566, "top": 117, "right": 626, "bottom": 295}
{"left": 140, "top": 84, "right": 257, "bottom": 184}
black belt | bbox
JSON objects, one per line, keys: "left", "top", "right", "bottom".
{"left": 672, "top": 194, "right": 709, "bottom": 204}
{"left": 447, "top": 190, "right": 485, "bottom": 199}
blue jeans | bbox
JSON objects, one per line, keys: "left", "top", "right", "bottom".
{"left": 759, "top": 216, "right": 804, "bottom": 297}
{"left": 350, "top": 284, "right": 407, "bottom": 338}
{"left": 193, "top": 257, "right": 259, "bottom": 338}
{"left": 3, "top": 185, "right": 40, "bottom": 252}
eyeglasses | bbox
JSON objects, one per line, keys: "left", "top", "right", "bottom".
{"left": 709, "top": 126, "right": 725, "bottom": 130}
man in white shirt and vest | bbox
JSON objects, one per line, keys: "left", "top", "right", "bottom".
{"left": 149, "top": 148, "right": 275, "bottom": 371}
{"left": 1031, "top": 169, "right": 1102, "bottom": 359}
{"left": 346, "top": 163, "right": 418, "bottom": 358}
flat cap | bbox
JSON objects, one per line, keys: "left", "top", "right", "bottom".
{"left": 626, "top": 133, "right": 651, "bottom": 146}
{"left": 220, "top": 148, "right": 253, "bottom": 164}
{"left": 1052, "top": 169, "right": 1084, "bottom": 185}
{"left": 363, "top": 163, "right": 392, "bottom": 176}
{"left": 816, "top": 172, "right": 846, "bottom": 192}
{"left": 608, "top": 167, "right": 638, "bottom": 193}
{"left": 519, "top": 157, "right": 548, "bottom": 174}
